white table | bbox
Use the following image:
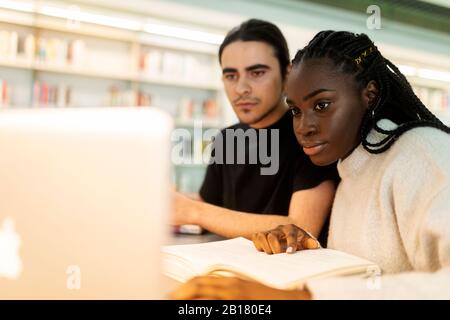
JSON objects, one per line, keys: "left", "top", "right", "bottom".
{"left": 168, "top": 232, "right": 224, "bottom": 245}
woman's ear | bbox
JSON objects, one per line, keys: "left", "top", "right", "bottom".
{"left": 362, "top": 80, "right": 379, "bottom": 110}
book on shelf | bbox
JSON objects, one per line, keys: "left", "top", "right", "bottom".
{"left": 162, "top": 237, "right": 379, "bottom": 290}
{"left": 177, "top": 97, "right": 220, "bottom": 124}
{"left": 139, "top": 48, "right": 215, "bottom": 83}
{"left": 32, "top": 80, "right": 71, "bottom": 108}
{"left": 0, "top": 29, "right": 88, "bottom": 68}
{"left": 141, "top": 49, "right": 162, "bottom": 77}
{"left": 0, "top": 31, "right": 11, "bottom": 59}
{"left": 0, "top": 79, "right": 10, "bottom": 108}
{"left": 106, "top": 85, "right": 152, "bottom": 107}
{"left": 413, "top": 85, "right": 449, "bottom": 111}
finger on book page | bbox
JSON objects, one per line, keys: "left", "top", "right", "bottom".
{"left": 267, "top": 230, "right": 286, "bottom": 254}
{"left": 298, "top": 232, "right": 321, "bottom": 250}
{"left": 285, "top": 227, "right": 299, "bottom": 254}
{"left": 251, "top": 233, "right": 264, "bottom": 252}
{"left": 255, "top": 232, "right": 274, "bottom": 255}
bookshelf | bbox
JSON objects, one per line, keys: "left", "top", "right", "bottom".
{"left": 409, "top": 79, "right": 450, "bottom": 126}
{"left": 0, "top": 22, "right": 223, "bottom": 106}
{"left": 0, "top": 0, "right": 228, "bottom": 192}
{"left": 396, "top": 64, "right": 450, "bottom": 125}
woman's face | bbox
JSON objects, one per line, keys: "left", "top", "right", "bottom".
{"left": 286, "top": 58, "right": 372, "bottom": 166}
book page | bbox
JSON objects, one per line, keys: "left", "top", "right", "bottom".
{"left": 162, "top": 237, "right": 378, "bottom": 289}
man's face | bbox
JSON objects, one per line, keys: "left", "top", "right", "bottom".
{"left": 220, "top": 41, "right": 285, "bottom": 127}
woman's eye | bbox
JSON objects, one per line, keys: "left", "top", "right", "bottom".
{"left": 289, "top": 107, "right": 301, "bottom": 117}
{"left": 314, "top": 102, "right": 330, "bottom": 111}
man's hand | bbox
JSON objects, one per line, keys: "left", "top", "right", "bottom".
{"left": 171, "top": 191, "right": 199, "bottom": 226}
{"left": 170, "top": 276, "right": 311, "bottom": 300}
{"left": 251, "top": 224, "right": 320, "bottom": 254}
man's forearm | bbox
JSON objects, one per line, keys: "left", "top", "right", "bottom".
{"left": 176, "top": 181, "right": 334, "bottom": 239}
{"left": 189, "top": 200, "right": 295, "bottom": 239}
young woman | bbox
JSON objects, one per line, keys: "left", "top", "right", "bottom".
{"left": 171, "top": 30, "right": 450, "bottom": 299}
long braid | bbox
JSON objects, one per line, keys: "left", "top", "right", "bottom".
{"left": 292, "top": 31, "right": 450, "bottom": 154}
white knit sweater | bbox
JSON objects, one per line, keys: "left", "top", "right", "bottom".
{"left": 306, "top": 120, "right": 450, "bottom": 299}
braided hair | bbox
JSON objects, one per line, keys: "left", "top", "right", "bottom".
{"left": 292, "top": 31, "right": 450, "bottom": 154}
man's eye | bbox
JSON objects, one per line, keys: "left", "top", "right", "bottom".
{"left": 314, "top": 102, "right": 330, "bottom": 111}
{"left": 251, "top": 70, "right": 265, "bottom": 77}
{"left": 224, "top": 74, "right": 237, "bottom": 81}
{"left": 289, "top": 107, "right": 301, "bottom": 117}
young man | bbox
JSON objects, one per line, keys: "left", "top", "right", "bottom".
{"left": 172, "top": 19, "right": 339, "bottom": 240}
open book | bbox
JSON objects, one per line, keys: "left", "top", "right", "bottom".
{"left": 163, "top": 237, "right": 379, "bottom": 290}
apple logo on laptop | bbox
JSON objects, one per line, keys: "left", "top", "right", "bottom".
{"left": 0, "top": 217, "right": 23, "bottom": 280}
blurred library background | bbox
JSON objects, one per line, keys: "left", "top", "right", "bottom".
{"left": 0, "top": 0, "right": 449, "bottom": 193}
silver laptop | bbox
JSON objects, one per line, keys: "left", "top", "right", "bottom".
{"left": 0, "top": 107, "right": 172, "bottom": 299}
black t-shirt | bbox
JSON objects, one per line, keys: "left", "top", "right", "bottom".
{"left": 200, "top": 111, "right": 339, "bottom": 217}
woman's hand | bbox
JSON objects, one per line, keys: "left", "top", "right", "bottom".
{"left": 170, "top": 276, "right": 311, "bottom": 300}
{"left": 252, "top": 224, "right": 321, "bottom": 254}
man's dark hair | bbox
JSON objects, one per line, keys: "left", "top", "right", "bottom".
{"left": 292, "top": 30, "right": 450, "bottom": 154}
{"left": 219, "top": 19, "right": 290, "bottom": 80}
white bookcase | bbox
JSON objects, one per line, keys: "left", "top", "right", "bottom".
{"left": 0, "top": 0, "right": 231, "bottom": 192}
